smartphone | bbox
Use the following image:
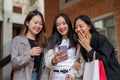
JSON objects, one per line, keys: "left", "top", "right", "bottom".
{"left": 58, "top": 45, "right": 67, "bottom": 55}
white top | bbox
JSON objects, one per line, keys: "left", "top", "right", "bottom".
{"left": 54, "top": 39, "right": 76, "bottom": 70}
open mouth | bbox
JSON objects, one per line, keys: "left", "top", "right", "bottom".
{"left": 60, "top": 28, "right": 66, "bottom": 32}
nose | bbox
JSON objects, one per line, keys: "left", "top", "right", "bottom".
{"left": 60, "top": 24, "right": 64, "bottom": 28}
{"left": 36, "top": 23, "right": 41, "bottom": 28}
{"left": 75, "top": 27, "right": 81, "bottom": 33}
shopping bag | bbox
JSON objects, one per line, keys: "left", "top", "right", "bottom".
{"left": 83, "top": 59, "right": 99, "bottom": 80}
{"left": 99, "top": 61, "right": 107, "bottom": 80}
{"left": 83, "top": 51, "right": 107, "bottom": 80}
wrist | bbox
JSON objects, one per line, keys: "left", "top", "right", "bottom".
{"left": 52, "top": 58, "right": 57, "bottom": 65}
{"left": 86, "top": 46, "right": 92, "bottom": 52}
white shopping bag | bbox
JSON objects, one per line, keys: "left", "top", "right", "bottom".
{"left": 83, "top": 60, "right": 99, "bottom": 80}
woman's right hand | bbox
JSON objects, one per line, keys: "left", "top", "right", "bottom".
{"left": 78, "top": 31, "right": 92, "bottom": 52}
{"left": 52, "top": 50, "right": 68, "bottom": 65}
{"left": 30, "top": 46, "right": 43, "bottom": 56}
{"left": 65, "top": 74, "right": 73, "bottom": 80}
{"left": 73, "top": 61, "right": 81, "bottom": 70}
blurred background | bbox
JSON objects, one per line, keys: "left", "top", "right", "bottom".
{"left": 0, "top": 0, "right": 120, "bottom": 80}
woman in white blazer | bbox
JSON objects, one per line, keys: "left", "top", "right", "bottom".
{"left": 45, "top": 13, "right": 84, "bottom": 80}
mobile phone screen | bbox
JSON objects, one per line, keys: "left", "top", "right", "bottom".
{"left": 58, "top": 45, "right": 67, "bottom": 55}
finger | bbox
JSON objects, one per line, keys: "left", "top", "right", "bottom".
{"left": 35, "top": 47, "right": 44, "bottom": 52}
{"left": 74, "top": 62, "right": 80, "bottom": 70}
{"left": 78, "top": 39, "right": 81, "bottom": 44}
{"left": 34, "top": 49, "right": 41, "bottom": 53}
{"left": 54, "top": 52, "right": 68, "bottom": 63}
{"left": 39, "top": 48, "right": 44, "bottom": 52}
{"left": 58, "top": 56, "right": 68, "bottom": 62}
{"left": 59, "top": 53, "right": 68, "bottom": 58}
{"left": 32, "top": 49, "right": 41, "bottom": 55}
{"left": 32, "top": 52, "right": 40, "bottom": 56}
{"left": 34, "top": 46, "right": 41, "bottom": 49}
{"left": 78, "top": 33, "right": 82, "bottom": 40}
{"left": 85, "top": 34, "right": 89, "bottom": 39}
{"left": 65, "top": 74, "right": 69, "bottom": 80}
{"left": 66, "top": 74, "right": 73, "bottom": 80}
{"left": 40, "top": 47, "right": 44, "bottom": 52}
{"left": 57, "top": 50, "right": 63, "bottom": 55}
{"left": 76, "top": 65, "right": 80, "bottom": 70}
{"left": 32, "top": 48, "right": 40, "bottom": 52}
{"left": 34, "top": 54, "right": 40, "bottom": 56}
{"left": 80, "top": 31, "right": 86, "bottom": 39}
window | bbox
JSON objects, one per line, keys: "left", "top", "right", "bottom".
{"left": 93, "top": 16, "right": 118, "bottom": 53}
{"left": 12, "top": 23, "right": 22, "bottom": 38}
{"left": 13, "top": 6, "right": 22, "bottom": 14}
{"left": 30, "top": 0, "right": 37, "bottom": 5}
{"left": 65, "top": 0, "right": 72, "bottom": 3}
{"left": 59, "top": 0, "right": 81, "bottom": 10}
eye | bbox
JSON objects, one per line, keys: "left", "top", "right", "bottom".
{"left": 39, "top": 23, "right": 43, "bottom": 25}
{"left": 75, "top": 25, "right": 78, "bottom": 29}
{"left": 34, "top": 21, "right": 38, "bottom": 24}
{"left": 56, "top": 23, "right": 60, "bottom": 26}
{"left": 63, "top": 22, "right": 67, "bottom": 25}
{"left": 79, "top": 25, "right": 83, "bottom": 28}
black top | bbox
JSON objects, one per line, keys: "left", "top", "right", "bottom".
{"left": 80, "top": 33, "right": 120, "bottom": 80}
{"left": 28, "top": 38, "right": 42, "bottom": 72}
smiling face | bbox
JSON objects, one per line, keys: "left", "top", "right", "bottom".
{"left": 26, "top": 15, "right": 43, "bottom": 38}
{"left": 56, "top": 16, "right": 68, "bottom": 39}
{"left": 75, "top": 19, "right": 91, "bottom": 36}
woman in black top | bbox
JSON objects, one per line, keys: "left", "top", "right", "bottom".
{"left": 73, "top": 15, "right": 120, "bottom": 80}
{"left": 28, "top": 38, "right": 44, "bottom": 80}
{"left": 20, "top": 10, "right": 46, "bottom": 80}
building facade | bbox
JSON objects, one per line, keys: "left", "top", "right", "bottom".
{"left": 0, "top": 0, "right": 44, "bottom": 80}
{"left": 45, "top": 0, "right": 120, "bottom": 62}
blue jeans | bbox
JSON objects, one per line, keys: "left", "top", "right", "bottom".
{"left": 32, "top": 71, "right": 38, "bottom": 80}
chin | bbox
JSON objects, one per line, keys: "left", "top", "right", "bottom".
{"left": 34, "top": 32, "right": 39, "bottom": 35}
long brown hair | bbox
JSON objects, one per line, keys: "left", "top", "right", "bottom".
{"left": 19, "top": 10, "right": 46, "bottom": 48}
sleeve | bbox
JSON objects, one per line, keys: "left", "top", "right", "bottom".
{"left": 11, "top": 37, "right": 33, "bottom": 70}
{"left": 45, "top": 49, "right": 56, "bottom": 69}
{"left": 87, "top": 35, "right": 114, "bottom": 66}
{"left": 67, "top": 57, "right": 85, "bottom": 79}
{"left": 67, "top": 46, "right": 85, "bottom": 79}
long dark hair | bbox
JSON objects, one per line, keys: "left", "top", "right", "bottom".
{"left": 73, "top": 15, "right": 98, "bottom": 34}
{"left": 19, "top": 10, "right": 46, "bottom": 48}
{"left": 47, "top": 13, "right": 77, "bottom": 50}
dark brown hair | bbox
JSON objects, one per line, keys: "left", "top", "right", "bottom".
{"left": 19, "top": 10, "right": 46, "bottom": 48}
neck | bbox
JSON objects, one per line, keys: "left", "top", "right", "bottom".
{"left": 62, "top": 35, "right": 68, "bottom": 39}
{"left": 26, "top": 32, "right": 35, "bottom": 40}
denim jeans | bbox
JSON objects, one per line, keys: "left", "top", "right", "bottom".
{"left": 32, "top": 71, "right": 38, "bottom": 80}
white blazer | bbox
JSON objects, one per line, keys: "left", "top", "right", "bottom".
{"left": 44, "top": 45, "right": 85, "bottom": 80}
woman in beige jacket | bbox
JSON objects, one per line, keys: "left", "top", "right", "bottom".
{"left": 11, "top": 10, "right": 46, "bottom": 80}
